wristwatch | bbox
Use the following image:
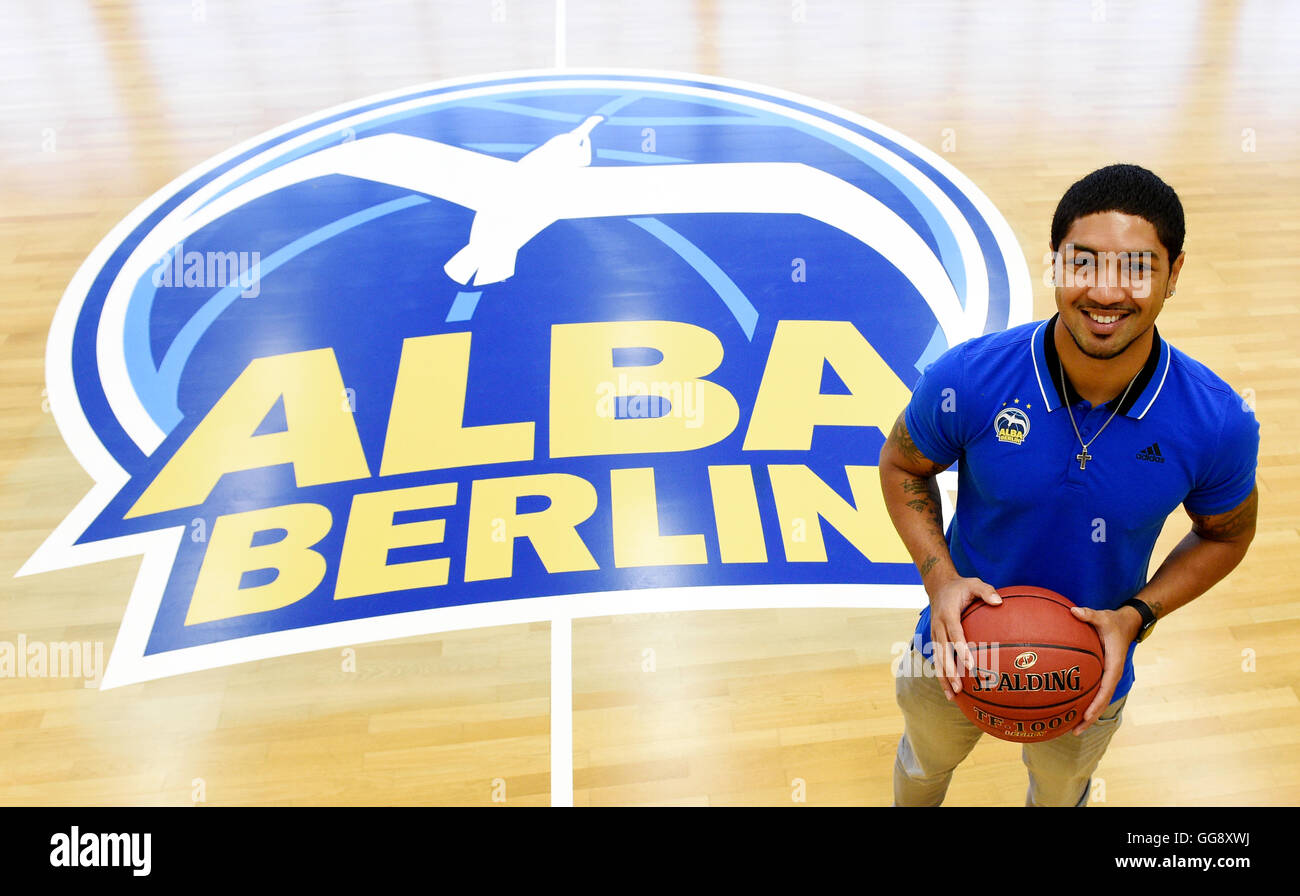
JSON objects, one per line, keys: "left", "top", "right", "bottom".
{"left": 1120, "top": 597, "right": 1158, "bottom": 643}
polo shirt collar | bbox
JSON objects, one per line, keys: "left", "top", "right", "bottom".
{"left": 1031, "top": 312, "right": 1170, "bottom": 419}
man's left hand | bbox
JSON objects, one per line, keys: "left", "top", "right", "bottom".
{"left": 1068, "top": 605, "right": 1143, "bottom": 734}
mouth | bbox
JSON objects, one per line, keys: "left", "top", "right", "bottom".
{"left": 1080, "top": 307, "right": 1133, "bottom": 335}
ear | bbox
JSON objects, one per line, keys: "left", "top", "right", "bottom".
{"left": 1166, "top": 251, "right": 1185, "bottom": 297}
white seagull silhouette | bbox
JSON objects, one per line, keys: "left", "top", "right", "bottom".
{"left": 443, "top": 115, "right": 605, "bottom": 285}
{"left": 136, "top": 117, "right": 968, "bottom": 342}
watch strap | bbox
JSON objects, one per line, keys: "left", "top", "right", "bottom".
{"left": 1120, "top": 597, "right": 1157, "bottom": 642}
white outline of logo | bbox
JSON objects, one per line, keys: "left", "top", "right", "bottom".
{"left": 19, "top": 69, "right": 1033, "bottom": 689}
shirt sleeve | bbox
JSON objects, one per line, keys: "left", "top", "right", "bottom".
{"left": 1183, "top": 393, "right": 1260, "bottom": 516}
{"left": 902, "top": 342, "right": 969, "bottom": 468}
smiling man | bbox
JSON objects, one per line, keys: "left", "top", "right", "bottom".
{"left": 879, "top": 164, "right": 1260, "bottom": 806}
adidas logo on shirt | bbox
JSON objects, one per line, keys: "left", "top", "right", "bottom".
{"left": 1136, "top": 443, "right": 1166, "bottom": 463}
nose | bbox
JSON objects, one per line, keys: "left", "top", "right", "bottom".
{"left": 1086, "top": 284, "right": 1129, "bottom": 304}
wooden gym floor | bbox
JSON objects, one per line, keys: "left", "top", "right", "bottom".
{"left": 1, "top": 0, "right": 1297, "bottom": 806}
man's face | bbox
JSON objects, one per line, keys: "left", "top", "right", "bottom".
{"left": 1052, "top": 211, "right": 1184, "bottom": 361}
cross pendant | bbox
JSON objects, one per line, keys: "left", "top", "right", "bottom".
{"left": 1076, "top": 447, "right": 1092, "bottom": 470}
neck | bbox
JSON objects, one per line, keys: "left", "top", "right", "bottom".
{"left": 1053, "top": 317, "right": 1152, "bottom": 407}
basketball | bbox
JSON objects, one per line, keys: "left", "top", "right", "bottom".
{"left": 952, "top": 586, "right": 1105, "bottom": 743}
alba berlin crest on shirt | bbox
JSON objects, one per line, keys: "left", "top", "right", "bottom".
{"left": 995, "top": 403, "right": 1031, "bottom": 445}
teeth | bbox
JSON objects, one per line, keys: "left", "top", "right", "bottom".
{"left": 1087, "top": 311, "right": 1123, "bottom": 324}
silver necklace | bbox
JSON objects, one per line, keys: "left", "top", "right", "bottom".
{"left": 1059, "top": 357, "right": 1137, "bottom": 471}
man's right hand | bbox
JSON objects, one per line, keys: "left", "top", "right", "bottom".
{"left": 928, "top": 576, "right": 1001, "bottom": 701}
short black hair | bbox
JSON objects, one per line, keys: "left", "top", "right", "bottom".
{"left": 1050, "top": 164, "right": 1185, "bottom": 263}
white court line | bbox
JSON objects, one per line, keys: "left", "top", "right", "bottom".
{"left": 552, "top": 0, "right": 570, "bottom": 809}
{"left": 555, "top": 0, "right": 567, "bottom": 68}
{"left": 551, "top": 614, "right": 574, "bottom": 806}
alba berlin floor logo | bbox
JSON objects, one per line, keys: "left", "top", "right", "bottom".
{"left": 22, "top": 70, "right": 1031, "bottom": 688}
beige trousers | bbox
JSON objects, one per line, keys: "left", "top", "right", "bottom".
{"left": 893, "top": 645, "right": 1127, "bottom": 806}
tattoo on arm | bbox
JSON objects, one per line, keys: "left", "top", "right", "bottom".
{"left": 901, "top": 476, "right": 944, "bottom": 531}
{"left": 884, "top": 412, "right": 952, "bottom": 581}
{"left": 888, "top": 414, "right": 946, "bottom": 478}
{"left": 1149, "top": 599, "right": 1165, "bottom": 619}
{"left": 901, "top": 478, "right": 930, "bottom": 495}
{"left": 1188, "top": 486, "right": 1259, "bottom": 543}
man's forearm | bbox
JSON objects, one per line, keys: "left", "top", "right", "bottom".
{"left": 1133, "top": 529, "right": 1252, "bottom": 622}
{"left": 879, "top": 461, "right": 959, "bottom": 595}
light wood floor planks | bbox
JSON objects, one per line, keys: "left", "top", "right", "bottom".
{"left": 1, "top": 0, "right": 1297, "bottom": 806}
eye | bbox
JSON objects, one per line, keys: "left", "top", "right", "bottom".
{"left": 1072, "top": 255, "right": 1094, "bottom": 267}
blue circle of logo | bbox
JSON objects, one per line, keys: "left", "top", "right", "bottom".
{"left": 36, "top": 70, "right": 1030, "bottom": 687}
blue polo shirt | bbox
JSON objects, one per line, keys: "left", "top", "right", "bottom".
{"left": 904, "top": 313, "right": 1259, "bottom": 702}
